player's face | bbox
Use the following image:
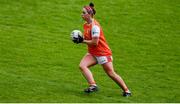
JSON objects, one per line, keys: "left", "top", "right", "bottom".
{"left": 81, "top": 8, "right": 90, "bottom": 21}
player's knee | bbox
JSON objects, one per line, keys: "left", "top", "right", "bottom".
{"left": 79, "top": 64, "right": 83, "bottom": 70}
{"left": 79, "top": 64, "right": 86, "bottom": 71}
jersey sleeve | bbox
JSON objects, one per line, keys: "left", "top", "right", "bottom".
{"left": 91, "top": 25, "right": 100, "bottom": 37}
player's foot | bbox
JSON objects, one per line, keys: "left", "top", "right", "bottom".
{"left": 122, "top": 92, "right": 131, "bottom": 97}
{"left": 84, "top": 85, "right": 98, "bottom": 93}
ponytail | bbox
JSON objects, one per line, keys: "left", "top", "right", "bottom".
{"left": 89, "top": 2, "right": 96, "bottom": 15}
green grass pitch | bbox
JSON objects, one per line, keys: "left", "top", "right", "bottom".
{"left": 0, "top": 0, "right": 179, "bottom": 102}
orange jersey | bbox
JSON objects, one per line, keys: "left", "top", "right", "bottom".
{"left": 83, "top": 19, "right": 112, "bottom": 56}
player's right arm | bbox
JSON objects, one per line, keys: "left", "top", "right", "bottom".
{"left": 83, "top": 37, "right": 99, "bottom": 46}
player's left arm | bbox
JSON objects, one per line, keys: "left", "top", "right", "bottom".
{"left": 83, "top": 25, "right": 100, "bottom": 46}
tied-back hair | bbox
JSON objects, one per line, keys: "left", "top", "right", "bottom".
{"left": 84, "top": 2, "right": 96, "bottom": 16}
{"left": 89, "top": 2, "right": 96, "bottom": 15}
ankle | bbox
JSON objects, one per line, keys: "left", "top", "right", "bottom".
{"left": 89, "top": 82, "right": 97, "bottom": 86}
{"left": 124, "top": 88, "right": 131, "bottom": 93}
{"left": 90, "top": 84, "right": 97, "bottom": 86}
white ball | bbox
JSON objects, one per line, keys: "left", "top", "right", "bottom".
{"left": 70, "top": 30, "right": 83, "bottom": 40}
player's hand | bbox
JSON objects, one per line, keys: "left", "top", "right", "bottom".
{"left": 78, "top": 35, "right": 84, "bottom": 43}
{"left": 72, "top": 35, "right": 84, "bottom": 44}
{"left": 72, "top": 37, "right": 79, "bottom": 44}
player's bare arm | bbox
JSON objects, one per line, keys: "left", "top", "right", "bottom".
{"left": 83, "top": 37, "right": 99, "bottom": 46}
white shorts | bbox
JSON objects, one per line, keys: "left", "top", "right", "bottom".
{"left": 95, "top": 56, "right": 113, "bottom": 65}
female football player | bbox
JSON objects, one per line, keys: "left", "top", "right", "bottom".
{"left": 73, "top": 3, "right": 131, "bottom": 97}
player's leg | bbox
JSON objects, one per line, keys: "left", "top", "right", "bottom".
{"left": 102, "top": 62, "right": 131, "bottom": 96}
{"left": 79, "top": 53, "right": 98, "bottom": 93}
